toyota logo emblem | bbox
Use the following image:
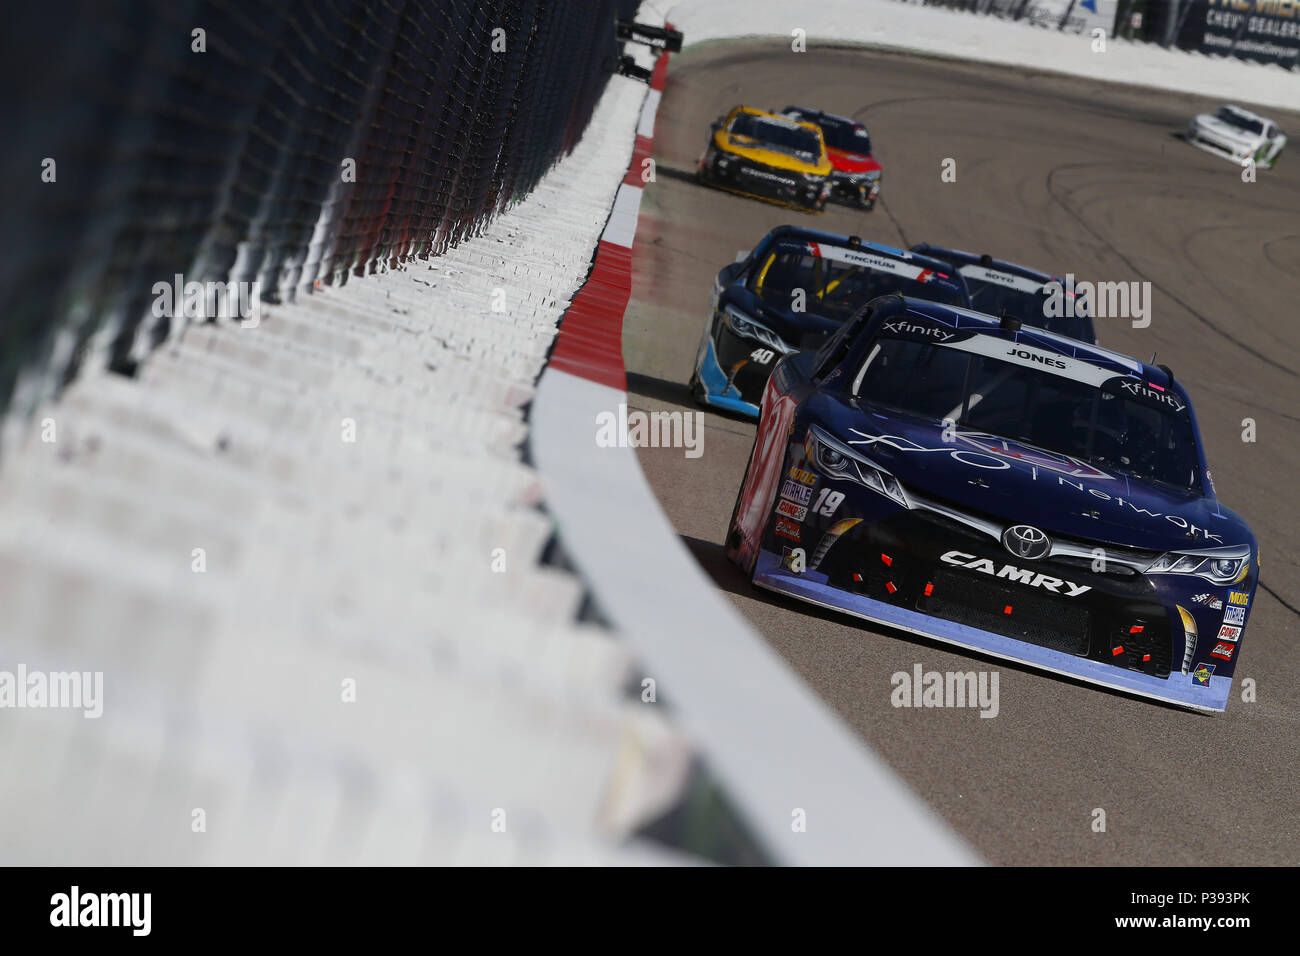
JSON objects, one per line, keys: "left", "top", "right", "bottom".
{"left": 1002, "top": 524, "right": 1050, "bottom": 561}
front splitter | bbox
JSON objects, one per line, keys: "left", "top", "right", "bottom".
{"left": 753, "top": 550, "right": 1231, "bottom": 712}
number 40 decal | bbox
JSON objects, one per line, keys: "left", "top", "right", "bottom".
{"left": 812, "top": 488, "right": 844, "bottom": 516}
{"left": 749, "top": 348, "right": 776, "bottom": 364}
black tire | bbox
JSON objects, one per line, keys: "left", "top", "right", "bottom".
{"left": 688, "top": 369, "right": 708, "bottom": 405}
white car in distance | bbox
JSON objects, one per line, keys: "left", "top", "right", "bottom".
{"left": 1186, "top": 105, "right": 1286, "bottom": 169}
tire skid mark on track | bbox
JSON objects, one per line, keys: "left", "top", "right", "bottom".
{"left": 1045, "top": 161, "right": 1300, "bottom": 380}
{"left": 1262, "top": 234, "right": 1300, "bottom": 274}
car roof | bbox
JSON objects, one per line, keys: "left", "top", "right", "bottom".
{"left": 1219, "top": 104, "right": 1273, "bottom": 124}
{"left": 908, "top": 243, "right": 1053, "bottom": 283}
{"left": 731, "top": 105, "right": 825, "bottom": 136}
{"left": 898, "top": 297, "right": 1170, "bottom": 385}
{"left": 763, "top": 225, "right": 957, "bottom": 276}
{"left": 781, "top": 105, "right": 862, "bottom": 128}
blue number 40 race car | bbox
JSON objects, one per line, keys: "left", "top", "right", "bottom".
{"left": 690, "top": 226, "right": 970, "bottom": 418}
{"left": 725, "top": 294, "right": 1257, "bottom": 712}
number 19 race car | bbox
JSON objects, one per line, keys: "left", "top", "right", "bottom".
{"left": 726, "top": 294, "right": 1257, "bottom": 711}
{"left": 690, "top": 226, "right": 970, "bottom": 417}
{"left": 697, "top": 106, "right": 833, "bottom": 211}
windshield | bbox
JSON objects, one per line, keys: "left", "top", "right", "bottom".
{"left": 852, "top": 337, "right": 1201, "bottom": 490}
{"left": 729, "top": 114, "right": 822, "bottom": 160}
{"left": 752, "top": 250, "right": 966, "bottom": 322}
{"left": 1216, "top": 107, "right": 1264, "bottom": 135}
{"left": 963, "top": 276, "right": 1095, "bottom": 343}
{"left": 812, "top": 116, "right": 871, "bottom": 154}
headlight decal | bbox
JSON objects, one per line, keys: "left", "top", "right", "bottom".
{"left": 1146, "top": 544, "right": 1251, "bottom": 585}
{"left": 804, "top": 426, "right": 908, "bottom": 509}
{"left": 722, "top": 305, "right": 794, "bottom": 354}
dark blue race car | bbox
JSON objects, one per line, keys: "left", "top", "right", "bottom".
{"left": 690, "top": 226, "right": 970, "bottom": 417}
{"left": 911, "top": 242, "right": 1097, "bottom": 343}
{"left": 726, "top": 294, "right": 1256, "bottom": 712}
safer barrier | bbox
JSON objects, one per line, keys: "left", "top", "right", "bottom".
{"left": 916, "top": 0, "right": 1300, "bottom": 67}
{"left": 0, "top": 0, "right": 638, "bottom": 439}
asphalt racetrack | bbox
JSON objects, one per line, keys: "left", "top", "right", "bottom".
{"left": 622, "top": 40, "right": 1300, "bottom": 865}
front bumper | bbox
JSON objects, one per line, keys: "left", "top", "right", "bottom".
{"left": 1186, "top": 125, "right": 1256, "bottom": 165}
{"left": 692, "top": 335, "right": 764, "bottom": 417}
{"left": 754, "top": 550, "right": 1232, "bottom": 712}
{"left": 828, "top": 172, "right": 880, "bottom": 208}
{"left": 700, "top": 152, "right": 828, "bottom": 209}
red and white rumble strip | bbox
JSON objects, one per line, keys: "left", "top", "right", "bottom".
{"left": 531, "top": 28, "right": 975, "bottom": 866}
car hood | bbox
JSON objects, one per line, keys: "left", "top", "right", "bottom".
{"left": 826, "top": 148, "right": 881, "bottom": 174}
{"left": 714, "top": 130, "right": 832, "bottom": 175}
{"left": 818, "top": 402, "right": 1248, "bottom": 552}
{"left": 1192, "top": 114, "right": 1262, "bottom": 147}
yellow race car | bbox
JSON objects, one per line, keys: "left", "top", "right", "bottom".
{"left": 697, "top": 106, "right": 833, "bottom": 212}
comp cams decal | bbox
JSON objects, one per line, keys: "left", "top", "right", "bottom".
{"left": 776, "top": 499, "right": 808, "bottom": 521}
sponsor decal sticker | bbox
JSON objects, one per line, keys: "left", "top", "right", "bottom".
{"left": 1216, "top": 624, "right": 1242, "bottom": 642}
{"left": 1005, "top": 346, "right": 1067, "bottom": 370}
{"left": 787, "top": 466, "right": 818, "bottom": 486}
{"left": 775, "top": 518, "right": 801, "bottom": 542}
{"left": 880, "top": 319, "right": 954, "bottom": 342}
{"left": 1210, "top": 642, "right": 1235, "bottom": 661}
{"left": 810, "top": 245, "right": 933, "bottom": 280}
{"left": 775, "top": 499, "right": 808, "bottom": 521}
{"left": 939, "top": 550, "right": 1091, "bottom": 597}
{"left": 1228, "top": 590, "right": 1250, "bottom": 607}
{"left": 957, "top": 264, "right": 1047, "bottom": 293}
{"left": 1191, "top": 592, "right": 1223, "bottom": 611}
{"left": 1118, "top": 379, "right": 1186, "bottom": 413}
{"left": 780, "top": 481, "right": 812, "bottom": 506}
{"left": 1222, "top": 606, "right": 1246, "bottom": 626}
{"left": 1191, "top": 661, "right": 1215, "bottom": 687}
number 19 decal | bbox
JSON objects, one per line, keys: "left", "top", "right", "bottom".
{"left": 812, "top": 488, "right": 844, "bottom": 516}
